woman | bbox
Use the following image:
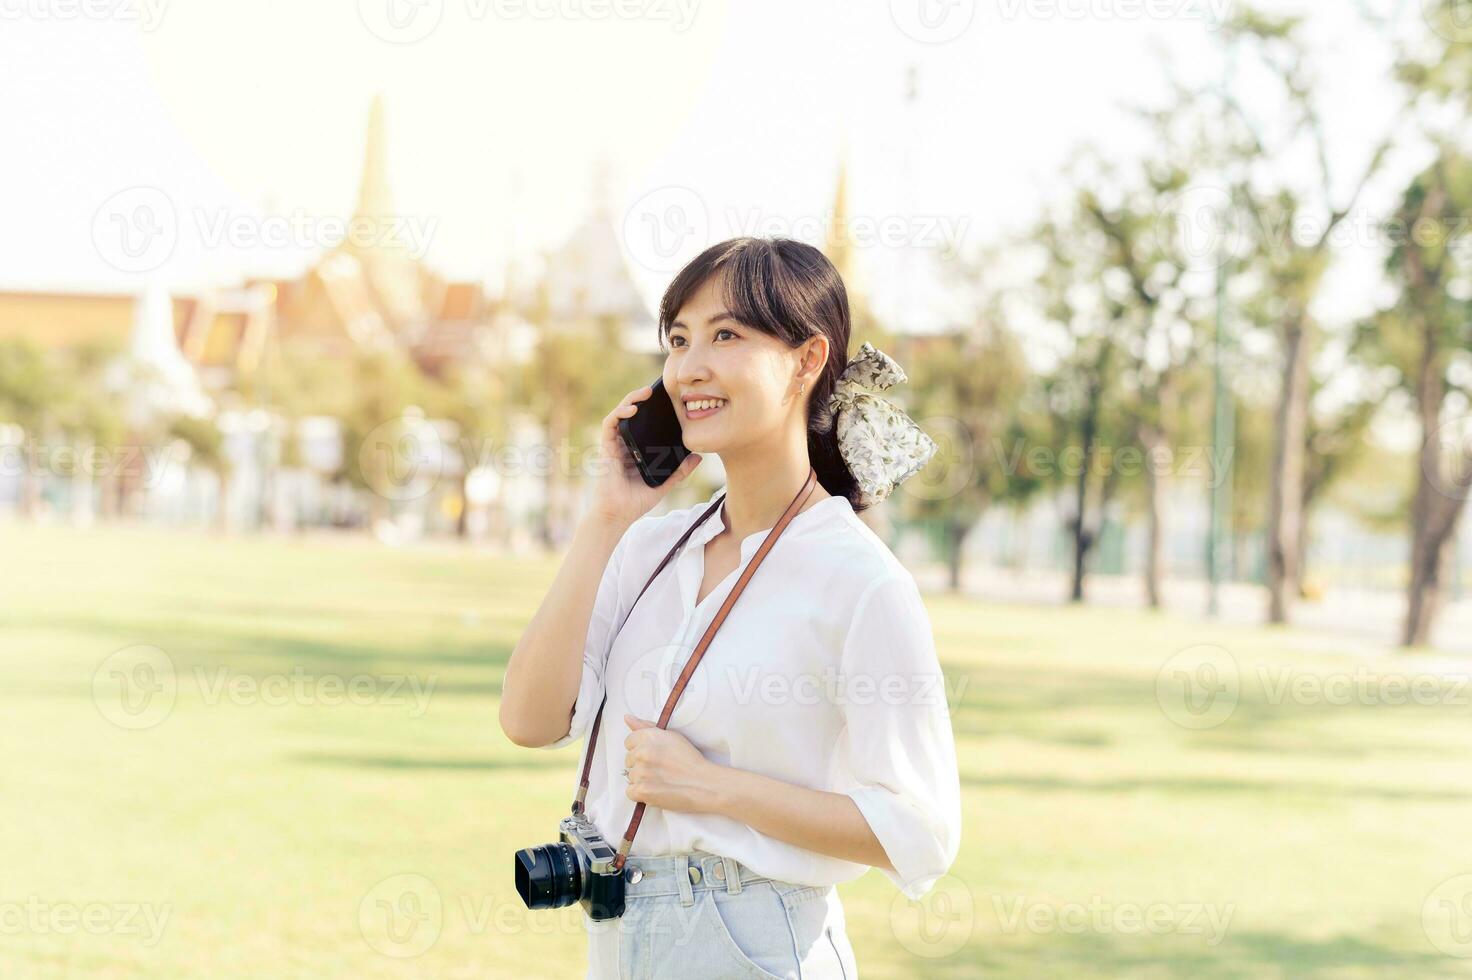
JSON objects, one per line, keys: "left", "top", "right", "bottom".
{"left": 499, "top": 237, "right": 961, "bottom": 978}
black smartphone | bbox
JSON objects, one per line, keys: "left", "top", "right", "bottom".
{"left": 618, "top": 377, "right": 691, "bottom": 488}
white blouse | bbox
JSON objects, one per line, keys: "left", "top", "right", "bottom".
{"left": 536, "top": 486, "right": 962, "bottom": 900}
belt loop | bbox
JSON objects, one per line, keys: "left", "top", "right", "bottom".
{"left": 676, "top": 855, "right": 695, "bottom": 907}
{"left": 722, "top": 856, "right": 742, "bottom": 895}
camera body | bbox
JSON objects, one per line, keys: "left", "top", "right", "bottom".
{"left": 514, "top": 812, "right": 626, "bottom": 920}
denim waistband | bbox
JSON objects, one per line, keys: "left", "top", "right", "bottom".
{"left": 618, "top": 849, "right": 773, "bottom": 900}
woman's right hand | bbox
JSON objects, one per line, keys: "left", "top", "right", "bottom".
{"left": 589, "top": 384, "right": 704, "bottom": 527}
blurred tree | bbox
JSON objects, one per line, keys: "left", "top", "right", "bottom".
{"left": 52, "top": 339, "right": 127, "bottom": 524}
{"left": 1298, "top": 378, "right": 1381, "bottom": 594}
{"left": 1397, "top": 0, "right": 1472, "bottom": 115}
{"left": 0, "top": 339, "right": 53, "bottom": 518}
{"left": 1352, "top": 147, "right": 1472, "bottom": 646}
{"left": 1228, "top": 398, "right": 1273, "bottom": 579}
{"left": 1072, "top": 142, "right": 1212, "bottom": 608}
{"left": 236, "top": 343, "right": 359, "bottom": 532}
{"left": 1213, "top": 6, "right": 1399, "bottom": 623}
{"left": 1026, "top": 201, "right": 1132, "bottom": 602}
{"left": 336, "top": 349, "right": 430, "bottom": 525}
{"left": 167, "top": 412, "right": 229, "bottom": 532}
{"left": 904, "top": 270, "right": 1032, "bottom": 592}
{"left": 428, "top": 361, "right": 511, "bottom": 539}
{"left": 514, "top": 300, "right": 648, "bottom": 548}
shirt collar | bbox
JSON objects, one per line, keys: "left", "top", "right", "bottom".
{"left": 683, "top": 486, "right": 849, "bottom": 559}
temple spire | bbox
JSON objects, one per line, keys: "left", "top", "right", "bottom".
{"left": 353, "top": 93, "right": 395, "bottom": 228}
{"left": 825, "top": 142, "right": 860, "bottom": 302}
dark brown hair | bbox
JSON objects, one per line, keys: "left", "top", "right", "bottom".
{"left": 657, "top": 237, "right": 865, "bottom": 511}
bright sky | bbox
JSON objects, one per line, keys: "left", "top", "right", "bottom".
{"left": 0, "top": 0, "right": 1432, "bottom": 333}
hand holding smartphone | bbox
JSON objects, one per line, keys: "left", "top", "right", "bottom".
{"left": 618, "top": 377, "right": 692, "bottom": 488}
{"left": 591, "top": 380, "right": 702, "bottom": 527}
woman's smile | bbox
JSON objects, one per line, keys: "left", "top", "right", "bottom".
{"left": 684, "top": 398, "right": 728, "bottom": 420}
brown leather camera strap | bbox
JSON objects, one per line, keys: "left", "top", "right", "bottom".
{"left": 570, "top": 467, "right": 818, "bottom": 872}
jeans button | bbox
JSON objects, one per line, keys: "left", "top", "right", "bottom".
{"left": 712, "top": 863, "right": 725, "bottom": 881}
{"left": 687, "top": 866, "right": 702, "bottom": 886}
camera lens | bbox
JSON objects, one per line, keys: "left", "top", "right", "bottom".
{"left": 514, "top": 842, "right": 583, "bottom": 910}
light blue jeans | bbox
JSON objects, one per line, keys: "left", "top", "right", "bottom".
{"left": 583, "top": 849, "right": 858, "bottom": 979}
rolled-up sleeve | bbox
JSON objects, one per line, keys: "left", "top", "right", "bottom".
{"left": 533, "top": 521, "right": 636, "bottom": 750}
{"left": 838, "top": 573, "right": 962, "bottom": 900}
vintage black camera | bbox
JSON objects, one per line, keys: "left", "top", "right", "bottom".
{"left": 514, "top": 812, "right": 626, "bottom": 920}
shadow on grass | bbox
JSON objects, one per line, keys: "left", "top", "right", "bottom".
{"left": 292, "top": 752, "right": 563, "bottom": 773}
{"left": 914, "top": 927, "right": 1447, "bottom": 979}
{"left": 948, "top": 661, "right": 1466, "bottom": 760}
{"left": 19, "top": 611, "right": 514, "bottom": 696}
{"left": 961, "top": 772, "right": 1472, "bottom": 803}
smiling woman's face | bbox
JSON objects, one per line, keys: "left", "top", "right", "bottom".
{"left": 662, "top": 273, "right": 821, "bottom": 456}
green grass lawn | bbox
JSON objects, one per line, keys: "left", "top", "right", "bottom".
{"left": 3, "top": 522, "right": 1471, "bottom": 979}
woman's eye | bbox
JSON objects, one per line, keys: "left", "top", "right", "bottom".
{"left": 669, "top": 330, "right": 734, "bottom": 347}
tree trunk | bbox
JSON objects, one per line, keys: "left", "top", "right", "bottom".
{"left": 1294, "top": 493, "right": 1311, "bottom": 597}
{"left": 1404, "top": 525, "right": 1454, "bottom": 647}
{"left": 1402, "top": 333, "right": 1471, "bottom": 646}
{"left": 540, "top": 407, "right": 565, "bottom": 550}
{"left": 1266, "top": 319, "right": 1311, "bottom": 624}
{"left": 1140, "top": 422, "right": 1167, "bottom": 610}
{"left": 1069, "top": 394, "right": 1099, "bottom": 603}
{"left": 214, "top": 468, "right": 232, "bottom": 534}
{"left": 945, "top": 519, "right": 970, "bottom": 593}
{"left": 17, "top": 436, "right": 39, "bottom": 519}
{"left": 456, "top": 471, "right": 472, "bottom": 539}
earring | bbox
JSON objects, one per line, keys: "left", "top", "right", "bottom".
{"left": 799, "top": 382, "right": 806, "bottom": 394}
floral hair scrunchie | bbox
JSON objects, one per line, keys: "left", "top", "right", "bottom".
{"left": 827, "top": 342, "right": 938, "bottom": 507}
